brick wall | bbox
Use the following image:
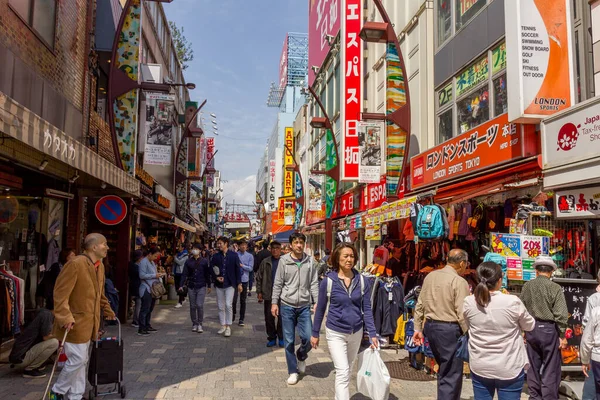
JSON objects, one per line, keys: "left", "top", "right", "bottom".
{"left": 0, "top": 0, "right": 90, "bottom": 111}
{"left": 89, "top": 110, "right": 117, "bottom": 164}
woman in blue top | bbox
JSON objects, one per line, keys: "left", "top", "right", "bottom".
{"left": 311, "top": 243, "right": 378, "bottom": 400}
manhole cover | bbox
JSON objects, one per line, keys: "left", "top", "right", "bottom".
{"left": 385, "top": 359, "right": 436, "bottom": 381}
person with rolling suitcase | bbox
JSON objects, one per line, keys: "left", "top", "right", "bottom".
{"left": 49, "top": 233, "right": 116, "bottom": 400}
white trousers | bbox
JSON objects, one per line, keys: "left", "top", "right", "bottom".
{"left": 216, "top": 287, "right": 235, "bottom": 326}
{"left": 52, "top": 341, "right": 91, "bottom": 400}
{"left": 326, "top": 327, "right": 363, "bottom": 400}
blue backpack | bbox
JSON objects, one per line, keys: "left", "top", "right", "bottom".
{"left": 416, "top": 204, "right": 448, "bottom": 239}
{"left": 484, "top": 253, "right": 507, "bottom": 288}
{"left": 403, "top": 318, "right": 421, "bottom": 354}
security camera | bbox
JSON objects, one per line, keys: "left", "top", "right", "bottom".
{"left": 325, "top": 34, "right": 335, "bottom": 46}
{"left": 311, "top": 66, "right": 320, "bottom": 73}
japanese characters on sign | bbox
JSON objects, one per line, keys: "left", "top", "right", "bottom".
{"left": 42, "top": 129, "right": 76, "bottom": 162}
{"left": 341, "top": 0, "right": 362, "bottom": 180}
{"left": 206, "top": 137, "right": 215, "bottom": 170}
{"left": 556, "top": 187, "right": 600, "bottom": 219}
{"left": 455, "top": 56, "right": 489, "bottom": 97}
{"left": 268, "top": 160, "right": 276, "bottom": 211}
{"left": 505, "top": 0, "right": 574, "bottom": 122}
{"left": 308, "top": 0, "right": 341, "bottom": 86}
{"left": 492, "top": 42, "right": 507, "bottom": 75}
{"left": 411, "top": 114, "right": 530, "bottom": 190}
{"left": 144, "top": 93, "right": 176, "bottom": 166}
{"left": 279, "top": 35, "right": 289, "bottom": 88}
{"left": 361, "top": 176, "right": 386, "bottom": 211}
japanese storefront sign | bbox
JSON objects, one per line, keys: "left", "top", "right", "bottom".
{"left": 460, "top": 0, "right": 485, "bottom": 17}
{"left": 522, "top": 258, "right": 536, "bottom": 281}
{"left": 325, "top": 176, "right": 337, "bottom": 218}
{"left": 135, "top": 165, "right": 154, "bottom": 195}
{"left": 283, "top": 170, "right": 294, "bottom": 198}
{"left": 340, "top": 0, "right": 362, "bottom": 180}
{"left": 335, "top": 191, "right": 358, "bottom": 218}
{"left": 268, "top": 160, "right": 276, "bottom": 211}
{"left": 357, "top": 121, "right": 385, "bottom": 183}
{"left": 521, "top": 235, "right": 549, "bottom": 258}
{"left": 555, "top": 187, "right": 600, "bottom": 219}
{"left": 206, "top": 137, "right": 215, "bottom": 170}
{"left": 541, "top": 100, "right": 600, "bottom": 170}
{"left": 438, "top": 83, "right": 452, "bottom": 108}
{"left": 410, "top": 114, "right": 526, "bottom": 190}
{"left": 492, "top": 42, "right": 507, "bottom": 75}
{"left": 284, "top": 127, "right": 294, "bottom": 167}
{"left": 491, "top": 233, "right": 549, "bottom": 258}
{"left": 361, "top": 176, "right": 386, "bottom": 210}
{"left": 505, "top": 0, "right": 574, "bottom": 122}
{"left": 144, "top": 93, "right": 175, "bottom": 165}
{"left": 308, "top": 0, "right": 341, "bottom": 86}
{"left": 554, "top": 278, "right": 599, "bottom": 366}
{"left": 279, "top": 35, "right": 288, "bottom": 88}
{"left": 456, "top": 56, "right": 489, "bottom": 98}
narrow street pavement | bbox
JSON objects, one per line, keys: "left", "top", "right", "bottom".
{"left": 2, "top": 292, "right": 496, "bottom": 400}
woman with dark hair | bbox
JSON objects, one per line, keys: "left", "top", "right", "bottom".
{"left": 37, "top": 248, "right": 75, "bottom": 310}
{"left": 311, "top": 243, "right": 378, "bottom": 400}
{"left": 463, "top": 262, "right": 535, "bottom": 399}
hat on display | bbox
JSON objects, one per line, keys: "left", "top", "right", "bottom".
{"left": 532, "top": 255, "right": 558, "bottom": 271}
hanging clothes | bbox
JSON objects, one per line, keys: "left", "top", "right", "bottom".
{"left": 45, "top": 238, "right": 60, "bottom": 271}
{"left": 373, "top": 280, "right": 405, "bottom": 336}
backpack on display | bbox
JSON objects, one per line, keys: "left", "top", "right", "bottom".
{"left": 483, "top": 252, "right": 507, "bottom": 288}
{"left": 416, "top": 204, "right": 448, "bottom": 240}
{"left": 410, "top": 203, "right": 423, "bottom": 235}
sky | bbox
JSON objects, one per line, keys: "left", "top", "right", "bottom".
{"left": 164, "top": 1, "right": 308, "bottom": 209}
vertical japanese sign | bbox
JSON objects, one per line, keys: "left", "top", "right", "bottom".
{"left": 112, "top": 0, "right": 141, "bottom": 175}
{"left": 358, "top": 121, "right": 385, "bottom": 183}
{"left": 144, "top": 93, "right": 175, "bottom": 165}
{"left": 279, "top": 35, "right": 289, "bottom": 88}
{"left": 505, "top": 0, "right": 574, "bottom": 122}
{"left": 283, "top": 128, "right": 294, "bottom": 197}
{"left": 207, "top": 137, "right": 215, "bottom": 170}
{"left": 308, "top": 0, "right": 341, "bottom": 86}
{"left": 340, "top": 0, "right": 362, "bottom": 180}
{"left": 268, "top": 160, "right": 277, "bottom": 211}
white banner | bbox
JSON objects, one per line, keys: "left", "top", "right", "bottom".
{"left": 308, "top": 174, "right": 324, "bottom": 211}
{"left": 144, "top": 93, "right": 176, "bottom": 165}
{"left": 556, "top": 187, "right": 600, "bottom": 219}
{"left": 358, "top": 121, "right": 385, "bottom": 183}
{"left": 268, "top": 160, "right": 277, "bottom": 211}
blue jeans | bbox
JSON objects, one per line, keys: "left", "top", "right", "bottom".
{"left": 280, "top": 304, "right": 312, "bottom": 374}
{"left": 583, "top": 366, "right": 596, "bottom": 400}
{"left": 471, "top": 370, "right": 525, "bottom": 400}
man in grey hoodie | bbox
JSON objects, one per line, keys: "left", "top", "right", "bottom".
{"left": 271, "top": 232, "right": 319, "bottom": 385}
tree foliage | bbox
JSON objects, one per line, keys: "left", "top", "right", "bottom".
{"left": 169, "top": 21, "right": 194, "bottom": 70}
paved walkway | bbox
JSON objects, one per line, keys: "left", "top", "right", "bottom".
{"left": 0, "top": 289, "right": 505, "bottom": 400}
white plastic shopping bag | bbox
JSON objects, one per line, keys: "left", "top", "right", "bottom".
{"left": 357, "top": 348, "right": 391, "bottom": 400}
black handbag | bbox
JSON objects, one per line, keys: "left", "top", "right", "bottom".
{"left": 177, "top": 285, "right": 188, "bottom": 297}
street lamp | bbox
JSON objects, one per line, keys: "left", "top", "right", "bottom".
{"left": 359, "top": 0, "right": 411, "bottom": 199}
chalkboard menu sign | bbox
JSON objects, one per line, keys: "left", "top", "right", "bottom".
{"left": 553, "top": 278, "right": 598, "bottom": 370}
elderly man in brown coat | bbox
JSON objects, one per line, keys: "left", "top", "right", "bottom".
{"left": 49, "top": 233, "right": 116, "bottom": 400}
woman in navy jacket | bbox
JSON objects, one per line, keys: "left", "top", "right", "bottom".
{"left": 311, "top": 243, "right": 378, "bottom": 400}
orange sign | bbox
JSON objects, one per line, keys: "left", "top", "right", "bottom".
{"left": 506, "top": 0, "right": 574, "bottom": 122}
{"left": 411, "top": 114, "right": 534, "bottom": 189}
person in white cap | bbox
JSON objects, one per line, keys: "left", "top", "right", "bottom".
{"left": 520, "top": 255, "right": 568, "bottom": 400}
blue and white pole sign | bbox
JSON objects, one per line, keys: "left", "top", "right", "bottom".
{"left": 95, "top": 195, "right": 128, "bottom": 226}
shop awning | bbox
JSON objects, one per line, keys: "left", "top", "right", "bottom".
{"left": 0, "top": 92, "right": 139, "bottom": 196}
{"left": 274, "top": 230, "right": 295, "bottom": 243}
{"left": 172, "top": 217, "right": 196, "bottom": 233}
{"left": 136, "top": 205, "right": 172, "bottom": 222}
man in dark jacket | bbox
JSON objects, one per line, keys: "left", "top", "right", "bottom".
{"left": 181, "top": 243, "right": 211, "bottom": 333}
{"left": 256, "top": 241, "right": 283, "bottom": 347}
{"left": 128, "top": 250, "right": 144, "bottom": 328}
{"left": 210, "top": 236, "right": 242, "bottom": 338}
{"left": 254, "top": 241, "right": 271, "bottom": 272}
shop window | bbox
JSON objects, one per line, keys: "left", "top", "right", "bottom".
{"left": 493, "top": 74, "right": 507, "bottom": 117}
{"left": 457, "top": 85, "right": 489, "bottom": 134}
{"left": 438, "top": 108, "right": 453, "bottom": 144}
{"left": 455, "top": 0, "right": 486, "bottom": 32}
{"left": 437, "top": 0, "right": 452, "bottom": 45}
{"left": 9, "top": 0, "right": 57, "bottom": 49}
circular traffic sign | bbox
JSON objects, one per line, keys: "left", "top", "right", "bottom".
{"left": 95, "top": 195, "right": 128, "bottom": 226}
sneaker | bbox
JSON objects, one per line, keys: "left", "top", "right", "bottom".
{"left": 137, "top": 330, "right": 150, "bottom": 336}
{"left": 49, "top": 390, "right": 64, "bottom": 400}
{"left": 217, "top": 327, "right": 227, "bottom": 335}
{"left": 247, "top": 292, "right": 252, "bottom": 297}
{"left": 278, "top": 339, "right": 285, "bottom": 348}
{"left": 238, "top": 320, "right": 245, "bottom": 326}
{"left": 131, "top": 322, "right": 139, "bottom": 328}
{"left": 287, "top": 373, "right": 299, "bottom": 385}
{"left": 197, "top": 325, "right": 203, "bottom": 333}
{"left": 266, "top": 339, "right": 276, "bottom": 347}
{"left": 23, "top": 368, "right": 46, "bottom": 378}
{"left": 192, "top": 325, "right": 198, "bottom": 332}
{"left": 297, "top": 359, "right": 306, "bottom": 374}
{"left": 147, "top": 327, "right": 158, "bottom": 333}
{"left": 224, "top": 327, "right": 231, "bottom": 337}
{"left": 174, "top": 303, "right": 183, "bottom": 309}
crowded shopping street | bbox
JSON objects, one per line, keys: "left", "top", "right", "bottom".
{"left": 2, "top": 0, "right": 600, "bottom": 399}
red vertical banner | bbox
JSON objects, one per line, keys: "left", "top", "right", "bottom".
{"left": 341, "top": 0, "right": 362, "bottom": 180}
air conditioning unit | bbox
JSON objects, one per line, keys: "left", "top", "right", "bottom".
{"left": 141, "top": 63, "right": 162, "bottom": 83}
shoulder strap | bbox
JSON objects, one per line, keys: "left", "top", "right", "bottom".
{"left": 359, "top": 275, "right": 365, "bottom": 316}
{"left": 325, "top": 277, "right": 333, "bottom": 316}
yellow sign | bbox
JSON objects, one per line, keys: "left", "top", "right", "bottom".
{"left": 283, "top": 170, "right": 294, "bottom": 197}
{"left": 284, "top": 127, "right": 294, "bottom": 167}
